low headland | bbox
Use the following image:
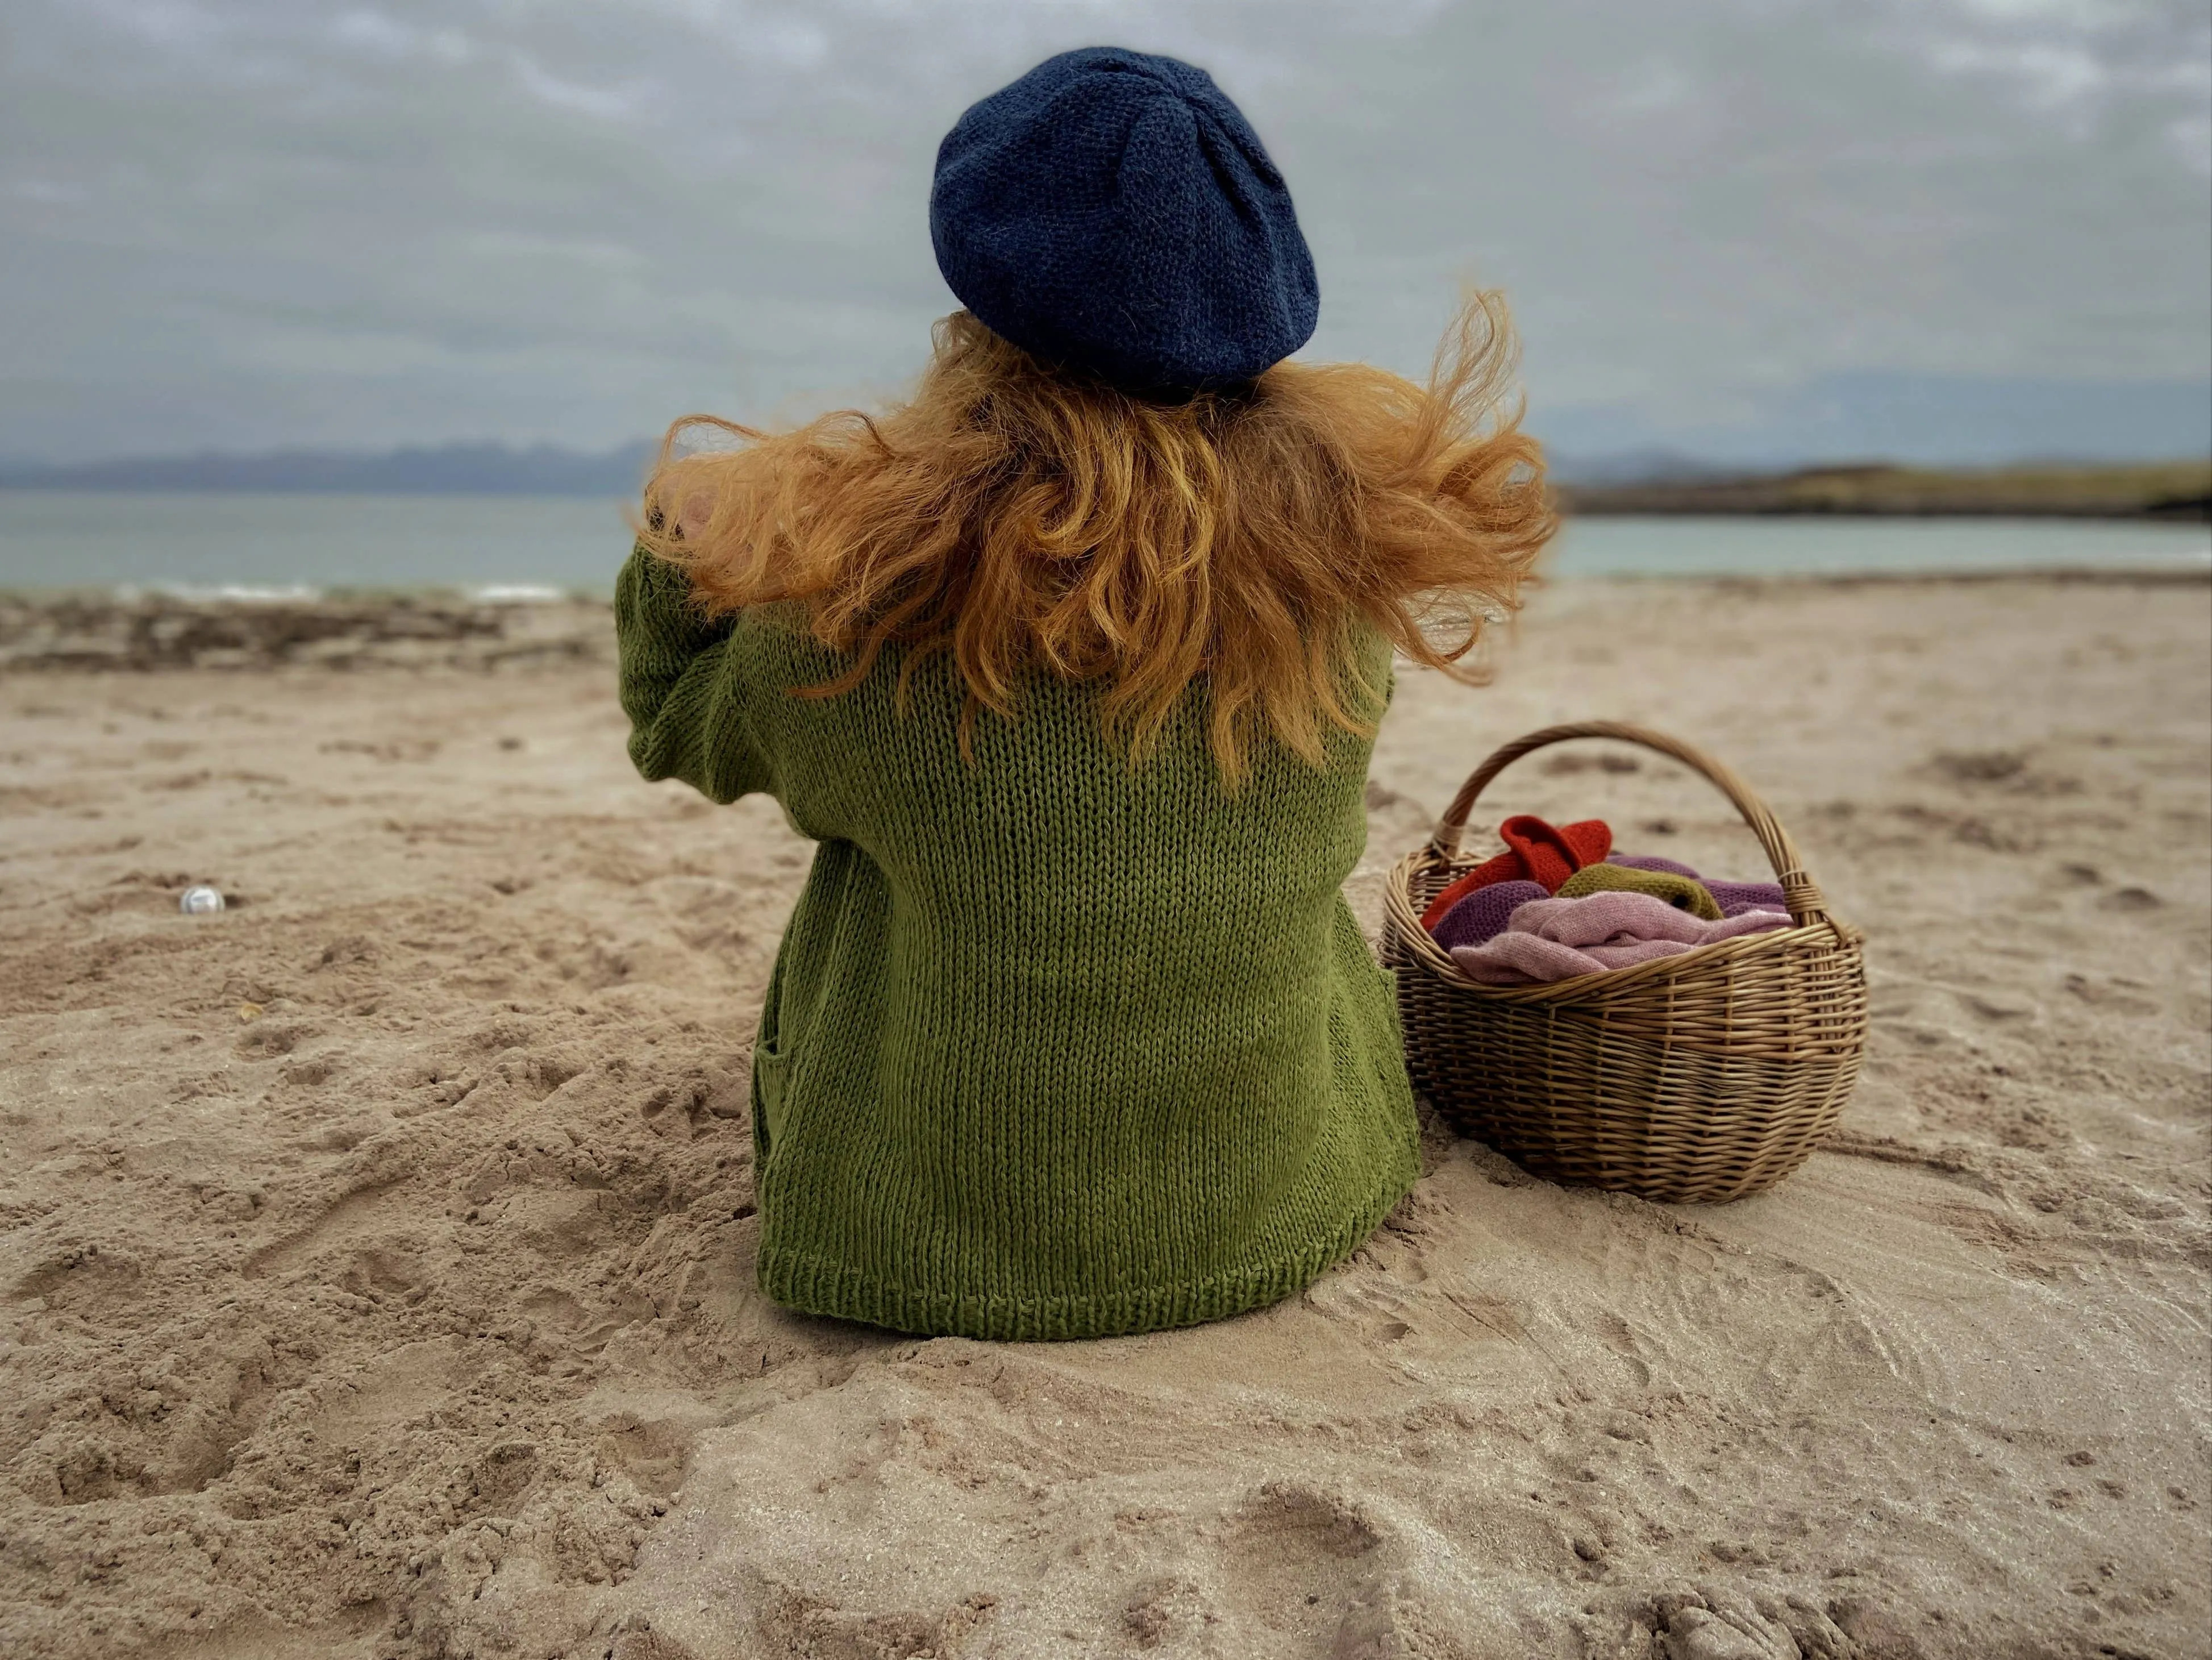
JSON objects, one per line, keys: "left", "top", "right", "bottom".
{"left": 1560, "top": 458, "right": 2212, "bottom": 519}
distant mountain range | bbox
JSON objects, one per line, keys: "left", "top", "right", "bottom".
{"left": 0, "top": 442, "right": 657, "bottom": 496}
{"left": 5, "top": 368, "right": 2207, "bottom": 496}
{"left": 1539, "top": 373, "right": 2212, "bottom": 476}
{"left": 2, "top": 438, "right": 1722, "bottom": 494}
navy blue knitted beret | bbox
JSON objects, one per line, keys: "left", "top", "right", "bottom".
{"left": 930, "top": 47, "right": 1319, "bottom": 395}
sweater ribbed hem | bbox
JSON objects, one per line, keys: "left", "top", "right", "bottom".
{"left": 754, "top": 1166, "right": 1414, "bottom": 1341}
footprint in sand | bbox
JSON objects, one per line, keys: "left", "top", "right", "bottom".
{"left": 1219, "top": 1482, "right": 1388, "bottom": 1654}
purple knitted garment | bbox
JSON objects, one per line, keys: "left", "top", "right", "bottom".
{"left": 1430, "top": 880, "right": 1549, "bottom": 950}
{"left": 1608, "top": 855, "right": 1787, "bottom": 918}
{"left": 1708, "top": 880, "right": 1790, "bottom": 917}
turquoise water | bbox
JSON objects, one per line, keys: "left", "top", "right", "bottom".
{"left": 0, "top": 489, "right": 2205, "bottom": 592}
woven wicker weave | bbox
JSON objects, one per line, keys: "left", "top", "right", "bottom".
{"left": 1381, "top": 721, "right": 1867, "bottom": 1203}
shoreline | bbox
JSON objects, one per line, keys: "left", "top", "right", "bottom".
{"left": 4, "top": 567, "right": 2207, "bottom": 675}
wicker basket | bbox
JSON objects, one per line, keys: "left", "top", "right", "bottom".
{"left": 1381, "top": 721, "right": 1867, "bottom": 1203}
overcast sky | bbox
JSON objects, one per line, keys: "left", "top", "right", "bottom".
{"left": 3, "top": 0, "right": 2207, "bottom": 465}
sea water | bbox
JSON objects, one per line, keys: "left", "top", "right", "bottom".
{"left": 1555, "top": 514, "right": 2211, "bottom": 577}
{"left": 0, "top": 492, "right": 634, "bottom": 594}
{"left": 0, "top": 489, "right": 2206, "bottom": 593}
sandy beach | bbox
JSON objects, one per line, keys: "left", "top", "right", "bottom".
{"left": 1, "top": 571, "right": 2206, "bottom": 1660}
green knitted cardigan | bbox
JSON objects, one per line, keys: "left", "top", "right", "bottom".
{"left": 615, "top": 547, "right": 1418, "bottom": 1341}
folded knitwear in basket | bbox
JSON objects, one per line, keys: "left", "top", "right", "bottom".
{"left": 1425, "top": 846, "right": 1788, "bottom": 947}
{"left": 1428, "top": 879, "right": 1550, "bottom": 950}
{"left": 1555, "top": 862, "right": 1722, "bottom": 920}
{"left": 1448, "top": 891, "right": 1792, "bottom": 985}
{"left": 1417, "top": 814, "right": 1611, "bottom": 930}
{"left": 1609, "top": 853, "right": 1788, "bottom": 918}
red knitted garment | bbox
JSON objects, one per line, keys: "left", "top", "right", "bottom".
{"left": 1419, "top": 816, "right": 1613, "bottom": 933}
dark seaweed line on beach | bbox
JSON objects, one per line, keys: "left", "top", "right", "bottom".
{"left": 2, "top": 571, "right": 2205, "bottom": 674}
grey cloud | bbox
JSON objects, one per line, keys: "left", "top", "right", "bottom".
{"left": 1, "top": 0, "right": 2205, "bottom": 461}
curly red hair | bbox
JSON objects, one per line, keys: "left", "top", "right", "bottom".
{"left": 639, "top": 291, "right": 1555, "bottom": 780}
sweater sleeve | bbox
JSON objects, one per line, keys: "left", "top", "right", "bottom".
{"left": 614, "top": 544, "right": 774, "bottom": 804}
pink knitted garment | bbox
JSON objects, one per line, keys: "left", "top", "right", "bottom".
{"left": 1447, "top": 891, "right": 1792, "bottom": 985}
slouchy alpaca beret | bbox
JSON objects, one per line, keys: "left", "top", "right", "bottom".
{"left": 930, "top": 46, "right": 1319, "bottom": 394}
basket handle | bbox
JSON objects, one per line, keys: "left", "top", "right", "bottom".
{"left": 1430, "top": 719, "right": 1834, "bottom": 927}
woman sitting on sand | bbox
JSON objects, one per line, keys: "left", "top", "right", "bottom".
{"left": 616, "top": 47, "right": 1553, "bottom": 1339}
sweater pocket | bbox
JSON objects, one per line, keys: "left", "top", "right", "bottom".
{"left": 749, "top": 1039, "right": 789, "bottom": 1158}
